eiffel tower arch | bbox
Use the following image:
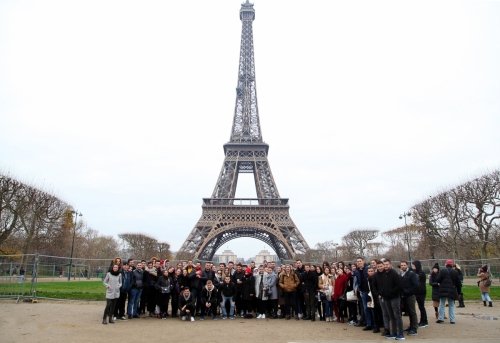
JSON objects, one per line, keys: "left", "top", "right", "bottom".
{"left": 177, "top": 1, "right": 309, "bottom": 261}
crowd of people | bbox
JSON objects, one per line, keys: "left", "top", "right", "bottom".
{"left": 101, "top": 256, "right": 494, "bottom": 341}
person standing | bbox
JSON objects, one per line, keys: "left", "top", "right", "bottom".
{"left": 478, "top": 265, "right": 493, "bottom": 307}
{"left": 375, "top": 259, "right": 404, "bottom": 340}
{"left": 128, "top": 262, "right": 144, "bottom": 319}
{"left": 400, "top": 260, "right": 419, "bottom": 336}
{"left": 436, "top": 259, "right": 461, "bottom": 324}
{"left": 254, "top": 265, "right": 269, "bottom": 319}
{"left": 102, "top": 264, "right": 122, "bottom": 325}
{"left": 454, "top": 264, "right": 465, "bottom": 308}
{"left": 279, "top": 264, "right": 300, "bottom": 320}
{"left": 115, "top": 263, "right": 131, "bottom": 320}
{"left": 412, "top": 260, "right": 428, "bottom": 328}
{"left": 429, "top": 263, "right": 440, "bottom": 319}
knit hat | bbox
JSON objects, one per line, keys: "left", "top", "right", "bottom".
{"left": 432, "top": 263, "right": 440, "bottom": 270}
{"left": 245, "top": 267, "right": 252, "bottom": 275}
{"left": 445, "top": 259, "right": 454, "bottom": 266}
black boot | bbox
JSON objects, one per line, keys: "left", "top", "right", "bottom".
{"left": 102, "top": 316, "right": 107, "bottom": 325}
{"left": 458, "top": 294, "right": 465, "bottom": 308}
{"left": 484, "top": 301, "right": 487, "bottom": 306}
{"left": 489, "top": 302, "right": 493, "bottom": 307}
{"left": 109, "top": 316, "right": 115, "bottom": 324}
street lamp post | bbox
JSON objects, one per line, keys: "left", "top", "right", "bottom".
{"left": 68, "top": 210, "right": 82, "bottom": 281}
{"left": 399, "top": 212, "right": 412, "bottom": 264}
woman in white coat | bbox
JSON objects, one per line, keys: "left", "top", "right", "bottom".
{"left": 102, "top": 264, "right": 122, "bottom": 324}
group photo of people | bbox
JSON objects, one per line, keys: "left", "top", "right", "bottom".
{"left": 101, "top": 255, "right": 494, "bottom": 341}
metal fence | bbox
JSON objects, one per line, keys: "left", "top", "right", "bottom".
{"left": 1, "top": 254, "right": 498, "bottom": 302}
{"left": 0, "top": 254, "right": 113, "bottom": 302}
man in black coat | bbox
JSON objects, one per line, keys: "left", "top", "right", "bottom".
{"left": 400, "top": 261, "right": 419, "bottom": 336}
{"left": 436, "top": 259, "right": 461, "bottom": 324}
{"left": 375, "top": 259, "right": 404, "bottom": 340}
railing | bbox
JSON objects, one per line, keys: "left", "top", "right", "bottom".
{"left": 203, "top": 198, "right": 289, "bottom": 206}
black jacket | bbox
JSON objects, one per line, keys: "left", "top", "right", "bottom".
{"left": 413, "top": 261, "right": 427, "bottom": 296}
{"left": 219, "top": 281, "right": 236, "bottom": 298}
{"left": 436, "top": 266, "right": 460, "bottom": 299}
{"left": 303, "top": 270, "right": 319, "bottom": 293}
{"left": 400, "top": 269, "right": 419, "bottom": 297}
{"left": 374, "top": 268, "right": 401, "bottom": 299}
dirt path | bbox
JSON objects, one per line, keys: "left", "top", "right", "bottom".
{"left": 1, "top": 300, "right": 499, "bottom": 343}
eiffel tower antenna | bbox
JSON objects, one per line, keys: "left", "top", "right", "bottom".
{"left": 177, "top": 1, "right": 309, "bottom": 262}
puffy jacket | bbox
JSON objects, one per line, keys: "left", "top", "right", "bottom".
{"left": 436, "top": 266, "right": 460, "bottom": 299}
{"left": 279, "top": 271, "right": 300, "bottom": 292}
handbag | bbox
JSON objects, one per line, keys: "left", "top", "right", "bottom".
{"left": 346, "top": 290, "right": 357, "bottom": 302}
{"left": 367, "top": 281, "right": 374, "bottom": 308}
{"left": 367, "top": 291, "right": 374, "bottom": 308}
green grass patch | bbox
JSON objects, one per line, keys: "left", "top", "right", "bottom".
{"left": 34, "top": 281, "right": 105, "bottom": 300}
{"left": 426, "top": 284, "right": 500, "bottom": 301}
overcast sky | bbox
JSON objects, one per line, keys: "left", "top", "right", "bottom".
{"left": 1, "top": 0, "right": 499, "bottom": 259}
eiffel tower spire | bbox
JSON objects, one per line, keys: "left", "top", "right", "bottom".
{"left": 177, "top": 2, "right": 309, "bottom": 262}
{"left": 230, "top": 0, "right": 262, "bottom": 143}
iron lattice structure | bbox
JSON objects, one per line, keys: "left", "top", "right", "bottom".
{"left": 177, "top": 1, "right": 309, "bottom": 261}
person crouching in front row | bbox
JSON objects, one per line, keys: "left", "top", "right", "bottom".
{"left": 179, "top": 287, "right": 196, "bottom": 322}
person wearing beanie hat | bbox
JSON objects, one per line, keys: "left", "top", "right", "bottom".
{"left": 429, "top": 263, "right": 440, "bottom": 319}
{"left": 436, "top": 259, "right": 461, "bottom": 324}
{"left": 477, "top": 265, "right": 493, "bottom": 307}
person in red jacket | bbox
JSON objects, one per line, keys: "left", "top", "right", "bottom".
{"left": 333, "top": 266, "right": 348, "bottom": 322}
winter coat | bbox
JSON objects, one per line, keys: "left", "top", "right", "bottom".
{"left": 478, "top": 271, "right": 491, "bottom": 293}
{"left": 400, "top": 269, "right": 419, "bottom": 297}
{"left": 333, "top": 273, "right": 348, "bottom": 301}
{"left": 279, "top": 271, "right": 300, "bottom": 293}
{"left": 131, "top": 269, "right": 144, "bottom": 289}
{"left": 201, "top": 285, "right": 218, "bottom": 305}
{"left": 265, "top": 271, "right": 278, "bottom": 300}
{"left": 318, "top": 274, "right": 333, "bottom": 299}
{"left": 412, "top": 261, "right": 427, "bottom": 296}
{"left": 436, "top": 266, "right": 460, "bottom": 299}
{"left": 429, "top": 270, "right": 440, "bottom": 301}
{"left": 120, "top": 270, "right": 132, "bottom": 293}
{"left": 242, "top": 274, "right": 256, "bottom": 300}
{"left": 374, "top": 268, "right": 401, "bottom": 300}
{"left": 155, "top": 275, "right": 173, "bottom": 294}
{"left": 254, "top": 272, "right": 269, "bottom": 300}
{"left": 104, "top": 272, "right": 122, "bottom": 299}
{"left": 303, "top": 271, "right": 319, "bottom": 294}
{"left": 219, "top": 281, "right": 236, "bottom": 298}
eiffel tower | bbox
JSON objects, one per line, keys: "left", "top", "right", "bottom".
{"left": 177, "top": 1, "right": 309, "bottom": 261}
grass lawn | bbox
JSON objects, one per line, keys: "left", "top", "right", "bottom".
{"left": 2, "top": 281, "right": 499, "bottom": 301}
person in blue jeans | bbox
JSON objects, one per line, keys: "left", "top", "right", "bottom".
{"left": 127, "top": 262, "right": 144, "bottom": 319}
{"left": 355, "top": 257, "right": 373, "bottom": 331}
{"left": 219, "top": 276, "right": 236, "bottom": 319}
{"left": 436, "top": 259, "right": 461, "bottom": 324}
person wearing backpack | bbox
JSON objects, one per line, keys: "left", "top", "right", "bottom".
{"left": 478, "top": 265, "right": 493, "bottom": 307}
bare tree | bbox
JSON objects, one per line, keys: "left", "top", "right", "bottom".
{"left": 314, "top": 240, "right": 339, "bottom": 262}
{"left": 462, "top": 171, "right": 500, "bottom": 260}
{"left": 119, "top": 233, "right": 171, "bottom": 260}
{"left": 0, "top": 175, "right": 30, "bottom": 247}
{"left": 342, "top": 229, "right": 379, "bottom": 257}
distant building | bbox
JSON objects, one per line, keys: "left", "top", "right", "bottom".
{"left": 254, "top": 249, "right": 278, "bottom": 266}
{"left": 214, "top": 250, "right": 237, "bottom": 264}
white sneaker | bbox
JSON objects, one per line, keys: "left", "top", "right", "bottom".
{"left": 257, "top": 314, "right": 262, "bottom": 319}
{"left": 181, "top": 316, "right": 186, "bottom": 321}
{"left": 261, "top": 314, "right": 265, "bottom": 319}
{"left": 190, "top": 316, "right": 195, "bottom": 322}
